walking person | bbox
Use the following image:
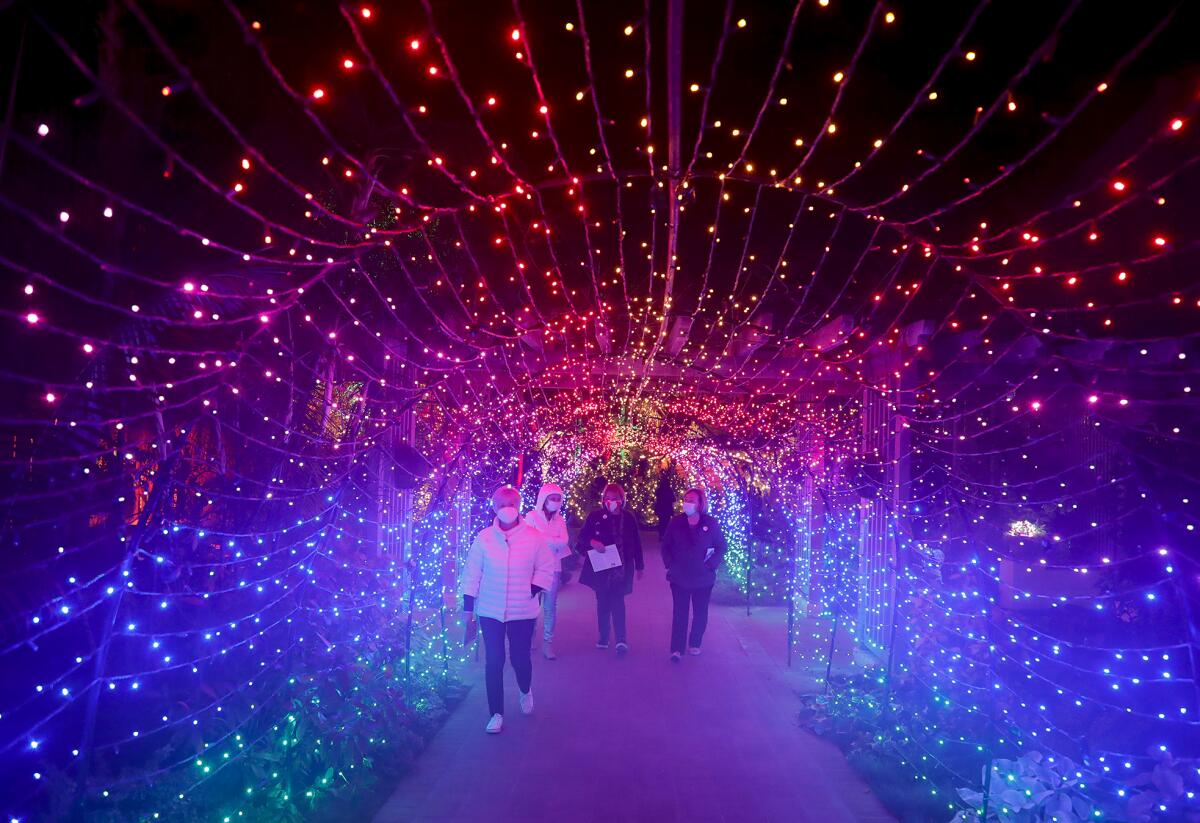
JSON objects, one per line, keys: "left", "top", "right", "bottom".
{"left": 461, "top": 486, "right": 556, "bottom": 734}
{"left": 524, "top": 482, "right": 569, "bottom": 660}
{"left": 654, "top": 469, "right": 676, "bottom": 539}
{"left": 662, "top": 487, "right": 728, "bottom": 662}
{"left": 575, "top": 483, "right": 644, "bottom": 655}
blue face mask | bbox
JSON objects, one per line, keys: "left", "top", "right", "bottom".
{"left": 682, "top": 502, "right": 698, "bottom": 517}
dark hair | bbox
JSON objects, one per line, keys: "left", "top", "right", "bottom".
{"left": 683, "top": 487, "right": 707, "bottom": 513}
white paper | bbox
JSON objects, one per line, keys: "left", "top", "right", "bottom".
{"left": 588, "top": 544, "right": 623, "bottom": 572}
{"left": 704, "top": 547, "right": 715, "bottom": 561}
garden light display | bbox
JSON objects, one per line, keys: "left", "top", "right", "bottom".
{"left": 0, "top": 1, "right": 1198, "bottom": 821}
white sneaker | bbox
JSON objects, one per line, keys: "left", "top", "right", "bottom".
{"left": 486, "top": 713, "right": 503, "bottom": 734}
{"left": 543, "top": 643, "right": 556, "bottom": 660}
{"left": 615, "top": 642, "right": 629, "bottom": 655}
{"left": 519, "top": 691, "right": 534, "bottom": 715}
{"left": 688, "top": 647, "right": 702, "bottom": 656}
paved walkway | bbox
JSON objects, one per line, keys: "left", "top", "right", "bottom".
{"left": 375, "top": 537, "right": 893, "bottom": 823}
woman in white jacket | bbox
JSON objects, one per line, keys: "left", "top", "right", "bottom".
{"left": 461, "top": 486, "right": 556, "bottom": 734}
{"left": 524, "top": 483, "right": 569, "bottom": 659}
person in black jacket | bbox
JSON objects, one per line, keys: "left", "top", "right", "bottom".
{"left": 661, "top": 487, "right": 728, "bottom": 661}
{"left": 575, "top": 483, "right": 645, "bottom": 654}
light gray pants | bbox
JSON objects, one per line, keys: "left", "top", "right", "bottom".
{"left": 542, "top": 571, "right": 562, "bottom": 642}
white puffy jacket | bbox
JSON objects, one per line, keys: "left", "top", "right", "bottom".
{"left": 461, "top": 519, "right": 555, "bottom": 622}
{"left": 525, "top": 483, "right": 570, "bottom": 570}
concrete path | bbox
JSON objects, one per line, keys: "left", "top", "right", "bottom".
{"left": 374, "top": 537, "right": 893, "bottom": 823}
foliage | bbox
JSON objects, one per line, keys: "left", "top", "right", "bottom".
{"left": 952, "top": 752, "right": 1094, "bottom": 823}
{"left": 1124, "top": 748, "right": 1200, "bottom": 823}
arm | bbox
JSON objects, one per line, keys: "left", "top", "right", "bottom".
{"left": 629, "top": 514, "right": 644, "bottom": 571}
{"left": 707, "top": 517, "right": 729, "bottom": 569}
{"left": 531, "top": 535, "right": 555, "bottom": 593}
{"left": 661, "top": 521, "right": 674, "bottom": 568}
{"left": 575, "top": 512, "right": 596, "bottom": 555}
{"left": 461, "top": 534, "right": 484, "bottom": 611}
{"left": 549, "top": 518, "right": 570, "bottom": 557}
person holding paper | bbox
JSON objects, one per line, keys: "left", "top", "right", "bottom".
{"left": 461, "top": 486, "right": 556, "bottom": 734}
{"left": 575, "top": 483, "right": 644, "bottom": 655}
{"left": 524, "top": 482, "right": 569, "bottom": 660}
{"left": 661, "top": 487, "right": 728, "bottom": 662}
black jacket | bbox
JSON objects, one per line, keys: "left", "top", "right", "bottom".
{"left": 661, "top": 513, "right": 728, "bottom": 589}
{"left": 575, "top": 508, "right": 644, "bottom": 594}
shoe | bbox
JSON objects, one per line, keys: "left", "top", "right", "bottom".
{"left": 519, "top": 691, "right": 534, "bottom": 715}
{"left": 670, "top": 652, "right": 682, "bottom": 663}
{"left": 543, "top": 643, "right": 557, "bottom": 660}
{"left": 615, "top": 642, "right": 629, "bottom": 655}
{"left": 688, "top": 647, "right": 702, "bottom": 656}
{"left": 486, "top": 713, "right": 503, "bottom": 734}
{"left": 596, "top": 641, "right": 609, "bottom": 650}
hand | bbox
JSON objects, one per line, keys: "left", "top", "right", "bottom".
{"left": 590, "top": 539, "right": 606, "bottom": 552}
{"left": 636, "top": 569, "right": 645, "bottom": 581}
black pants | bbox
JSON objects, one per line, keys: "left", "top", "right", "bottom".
{"left": 479, "top": 617, "right": 535, "bottom": 716}
{"left": 594, "top": 586, "right": 627, "bottom": 644}
{"left": 670, "top": 584, "right": 713, "bottom": 653}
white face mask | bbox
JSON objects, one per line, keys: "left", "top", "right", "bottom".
{"left": 545, "top": 500, "right": 561, "bottom": 513}
{"left": 496, "top": 506, "right": 519, "bottom": 525}
{"left": 682, "top": 502, "right": 698, "bottom": 517}
{"left": 605, "top": 500, "right": 620, "bottom": 513}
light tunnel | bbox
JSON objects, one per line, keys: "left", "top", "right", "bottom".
{"left": 0, "top": 1, "right": 1198, "bottom": 820}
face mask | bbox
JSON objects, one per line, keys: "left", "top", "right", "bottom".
{"left": 545, "top": 500, "right": 561, "bottom": 513}
{"left": 496, "top": 506, "right": 519, "bottom": 525}
{"left": 682, "top": 502, "right": 698, "bottom": 517}
{"left": 605, "top": 500, "right": 620, "bottom": 513}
